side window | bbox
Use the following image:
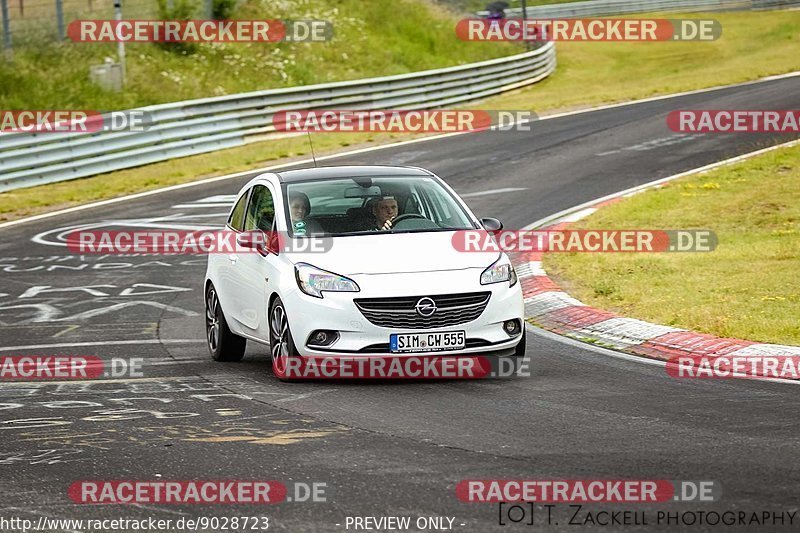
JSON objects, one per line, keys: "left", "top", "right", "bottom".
{"left": 228, "top": 191, "right": 249, "bottom": 231}
{"left": 244, "top": 185, "right": 275, "bottom": 231}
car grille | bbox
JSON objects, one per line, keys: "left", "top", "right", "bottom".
{"left": 354, "top": 292, "right": 491, "bottom": 329}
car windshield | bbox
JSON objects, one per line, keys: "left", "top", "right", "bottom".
{"left": 283, "top": 175, "right": 476, "bottom": 237}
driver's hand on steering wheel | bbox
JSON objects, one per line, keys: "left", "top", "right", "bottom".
{"left": 380, "top": 216, "right": 395, "bottom": 231}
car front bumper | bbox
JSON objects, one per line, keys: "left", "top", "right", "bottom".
{"left": 282, "top": 268, "right": 524, "bottom": 358}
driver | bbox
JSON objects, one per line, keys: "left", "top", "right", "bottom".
{"left": 372, "top": 196, "right": 398, "bottom": 231}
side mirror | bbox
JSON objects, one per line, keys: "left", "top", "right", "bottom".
{"left": 236, "top": 231, "right": 279, "bottom": 256}
{"left": 480, "top": 217, "right": 503, "bottom": 235}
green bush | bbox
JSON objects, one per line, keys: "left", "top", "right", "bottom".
{"left": 155, "top": 0, "right": 200, "bottom": 54}
{"left": 156, "top": 0, "right": 198, "bottom": 19}
{"left": 213, "top": 0, "right": 239, "bottom": 20}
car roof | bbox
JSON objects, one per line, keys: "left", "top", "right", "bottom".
{"left": 274, "top": 165, "right": 433, "bottom": 183}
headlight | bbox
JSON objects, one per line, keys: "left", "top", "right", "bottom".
{"left": 295, "top": 262, "right": 360, "bottom": 298}
{"left": 480, "top": 260, "right": 518, "bottom": 287}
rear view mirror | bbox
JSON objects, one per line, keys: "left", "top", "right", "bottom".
{"left": 344, "top": 185, "right": 382, "bottom": 198}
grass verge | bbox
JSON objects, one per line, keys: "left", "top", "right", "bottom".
{"left": 544, "top": 144, "right": 800, "bottom": 345}
{"left": 1, "top": 10, "right": 799, "bottom": 222}
{"left": 0, "top": 0, "right": 517, "bottom": 109}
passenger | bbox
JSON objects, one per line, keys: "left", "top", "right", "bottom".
{"left": 288, "top": 192, "right": 323, "bottom": 235}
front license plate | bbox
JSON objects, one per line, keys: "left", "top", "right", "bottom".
{"left": 389, "top": 331, "right": 466, "bottom": 353}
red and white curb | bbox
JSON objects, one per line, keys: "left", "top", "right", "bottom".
{"left": 510, "top": 139, "right": 800, "bottom": 368}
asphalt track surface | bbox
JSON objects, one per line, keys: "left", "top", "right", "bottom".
{"left": 1, "top": 76, "right": 799, "bottom": 532}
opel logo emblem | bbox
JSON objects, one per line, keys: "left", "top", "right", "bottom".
{"left": 415, "top": 297, "right": 437, "bottom": 317}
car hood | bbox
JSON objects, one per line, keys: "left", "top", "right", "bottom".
{"left": 286, "top": 231, "right": 501, "bottom": 275}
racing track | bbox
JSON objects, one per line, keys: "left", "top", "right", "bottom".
{"left": 1, "top": 76, "right": 799, "bottom": 531}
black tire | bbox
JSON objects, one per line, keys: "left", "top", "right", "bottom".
{"left": 513, "top": 327, "right": 526, "bottom": 358}
{"left": 269, "top": 296, "right": 301, "bottom": 381}
{"left": 508, "top": 328, "right": 527, "bottom": 374}
{"left": 205, "top": 283, "right": 246, "bottom": 362}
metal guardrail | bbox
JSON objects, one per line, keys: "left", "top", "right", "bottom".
{"left": 0, "top": 42, "right": 556, "bottom": 192}
{"left": 477, "top": 0, "right": 800, "bottom": 17}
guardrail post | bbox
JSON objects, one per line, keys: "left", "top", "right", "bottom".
{"left": 206, "top": 0, "right": 213, "bottom": 19}
{"left": 520, "top": 0, "right": 531, "bottom": 51}
{"left": 1, "top": 0, "right": 11, "bottom": 57}
{"left": 114, "top": 0, "right": 126, "bottom": 84}
{"left": 55, "top": 0, "right": 65, "bottom": 40}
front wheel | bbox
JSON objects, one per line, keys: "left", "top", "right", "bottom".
{"left": 205, "top": 283, "right": 246, "bottom": 362}
{"left": 513, "top": 328, "right": 526, "bottom": 358}
{"left": 508, "top": 328, "right": 527, "bottom": 375}
{"left": 269, "top": 297, "right": 301, "bottom": 381}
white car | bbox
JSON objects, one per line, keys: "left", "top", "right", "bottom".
{"left": 204, "top": 165, "right": 525, "bottom": 379}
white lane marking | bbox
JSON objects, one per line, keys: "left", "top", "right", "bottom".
{"left": 171, "top": 203, "right": 233, "bottom": 209}
{"left": 2, "top": 72, "right": 799, "bottom": 232}
{"left": 559, "top": 207, "right": 597, "bottom": 223}
{"left": 0, "top": 339, "right": 205, "bottom": 351}
{"left": 461, "top": 187, "right": 527, "bottom": 198}
{"left": 194, "top": 195, "right": 237, "bottom": 203}
{"left": 30, "top": 215, "right": 225, "bottom": 247}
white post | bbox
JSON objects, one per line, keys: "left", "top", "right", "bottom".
{"left": 114, "top": 0, "right": 125, "bottom": 84}
{"left": 1, "top": 0, "right": 11, "bottom": 58}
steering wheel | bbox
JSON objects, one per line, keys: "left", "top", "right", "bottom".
{"left": 391, "top": 213, "right": 427, "bottom": 225}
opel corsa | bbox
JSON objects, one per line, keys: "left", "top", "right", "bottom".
{"left": 204, "top": 166, "right": 525, "bottom": 379}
